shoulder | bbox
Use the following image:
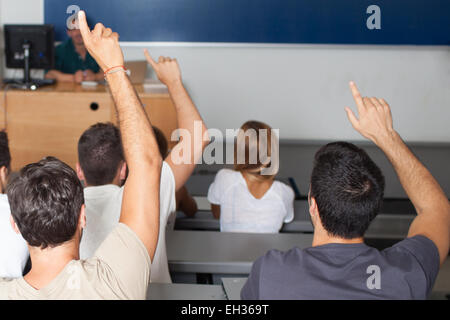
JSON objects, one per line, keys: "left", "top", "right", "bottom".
{"left": 55, "top": 39, "right": 71, "bottom": 52}
{"left": 259, "top": 247, "right": 300, "bottom": 270}
{"left": 93, "top": 223, "right": 150, "bottom": 262}
{"left": 384, "top": 235, "right": 440, "bottom": 266}
{"left": 383, "top": 235, "right": 440, "bottom": 293}
{"left": 272, "top": 180, "right": 295, "bottom": 199}
{"left": 248, "top": 248, "right": 301, "bottom": 283}
{"left": 88, "top": 223, "right": 151, "bottom": 299}
{"left": 384, "top": 235, "right": 439, "bottom": 260}
{"left": 242, "top": 248, "right": 299, "bottom": 300}
{"left": 0, "top": 278, "right": 16, "bottom": 299}
{"left": 214, "top": 168, "right": 239, "bottom": 183}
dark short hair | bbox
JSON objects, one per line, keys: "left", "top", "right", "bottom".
{"left": 7, "top": 157, "right": 84, "bottom": 249}
{"left": 0, "top": 131, "right": 11, "bottom": 169}
{"left": 78, "top": 122, "right": 124, "bottom": 186}
{"left": 153, "top": 126, "right": 168, "bottom": 158}
{"left": 310, "top": 142, "right": 385, "bottom": 239}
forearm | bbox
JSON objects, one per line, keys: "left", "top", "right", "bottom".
{"left": 168, "top": 81, "right": 209, "bottom": 160}
{"left": 45, "top": 70, "right": 74, "bottom": 82}
{"left": 106, "top": 71, "right": 161, "bottom": 169}
{"left": 107, "top": 71, "right": 162, "bottom": 258}
{"left": 379, "top": 131, "right": 449, "bottom": 215}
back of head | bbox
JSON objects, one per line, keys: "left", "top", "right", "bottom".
{"left": 234, "top": 120, "right": 277, "bottom": 180}
{"left": 7, "top": 157, "right": 84, "bottom": 249}
{"left": 310, "top": 142, "right": 385, "bottom": 239}
{"left": 0, "top": 130, "right": 11, "bottom": 170}
{"left": 78, "top": 122, "right": 124, "bottom": 186}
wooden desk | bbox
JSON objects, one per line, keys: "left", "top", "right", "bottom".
{"left": 1, "top": 82, "right": 177, "bottom": 171}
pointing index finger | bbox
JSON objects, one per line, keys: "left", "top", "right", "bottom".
{"left": 78, "top": 11, "right": 91, "bottom": 43}
{"left": 144, "top": 49, "right": 157, "bottom": 69}
{"left": 349, "top": 81, "right": 366, "bottom": 113}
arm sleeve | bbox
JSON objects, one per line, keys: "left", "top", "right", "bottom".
{"left": 92, "top": 223, "right": 151, "bottom": 299}
{"left": 160, "top": 161, "right": 177, "bottom": 223}
{"left": 240, "top": 257, "right": 263, "bottom": 300}
{"left": 385, "top": 235, "right": 441, "bottom": 299}
{"left": 207, "top": 169, "right": 227, "bottom": 205}
{"left": 282, "top": 184, "right": 295, "bottom": 223}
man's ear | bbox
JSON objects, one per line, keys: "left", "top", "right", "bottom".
{"left": 78, "top": 204, "right": 86, "bottom": 230}
{"left": 119, "top": 161, "right": 127, "bottom": 181}
{"left": 308, "top": 196, "right": 319, "bottom": 224}
{"left": 0, "top": 166, "right": 8, "bottom": 193}
{"left": 76, "top": 162, "right": 86, "bottom": 183}
{"left": 9, "top": 215, "right": 20, "bottom": 235}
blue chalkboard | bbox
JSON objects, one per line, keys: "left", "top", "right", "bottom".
{"left": 44, "top": 0, "right": 450, "bottom": 45}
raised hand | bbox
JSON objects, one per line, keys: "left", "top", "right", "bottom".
{"left": 77, "top": 11, "right": 124, "bottom": 71}
{"left": 144, "top": 49, "right": 182, "bottom": 88}
{"left": 345, "top": 81, "right": 395, "bottom": 146}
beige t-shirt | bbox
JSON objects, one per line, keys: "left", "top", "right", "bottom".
{"left": 0, "top": 223, "right": 151, "bottom": 300}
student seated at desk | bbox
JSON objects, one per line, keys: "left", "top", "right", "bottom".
{"left": 45, "top": 15, "right": 103, "bottom": 83}
{"left": 241, "top": 83, "right": 450, "bottom": 300}
{"left": 76, "top": 49, "right": 208, "bottom": 284}
{"left": 0, "top": 131, "right": 29, "bottom": 279}
{"left": 207, "top": 121, "right": 294, "bottom": 233}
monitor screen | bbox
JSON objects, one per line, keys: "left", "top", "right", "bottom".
{"left": 4, "top": 24, "right": 54, "bottom": 70}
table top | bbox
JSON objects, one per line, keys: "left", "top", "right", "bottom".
{"left": 175, "top": 199, "right": 415, "bottom": 239}
{"left": 1, "top": 81, "right": 170, "bottom": 97}
{"left": 167, "top": 230, "right": 313, "bottom": 274}
{"left": 147, "top": 283, "right": 227, "bottom": 300}
{"left": 221, "top": 278, "right": 247, "bottom": 300}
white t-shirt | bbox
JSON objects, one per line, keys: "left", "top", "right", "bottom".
{"left": 79, "top": 161, "right": 176, "bottom": 283}
{"left": 207, "top": 169, "right": 295, "bottom": 233}
{"left": 0, "top": 194, "right": 29, "bottom": 279}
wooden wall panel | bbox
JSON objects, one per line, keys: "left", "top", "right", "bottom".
{"left": 2, "top": 84, "right": 175, "bottom": 171}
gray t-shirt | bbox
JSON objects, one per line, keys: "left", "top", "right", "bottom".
{"left": 241, "top": 235, "right": 440, "bottom": 300}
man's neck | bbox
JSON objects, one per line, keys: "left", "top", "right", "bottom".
{"left": 72, "top": 41, "right": 87, "bottom": 59}
{"left": 24, "top": 240, "right": 79, "bottom": 290}
{"left": 312, "top": 229, "right": 364, "bottom": 247}
{"left": 84, "top": 180, "right": 121, "bottom": 188}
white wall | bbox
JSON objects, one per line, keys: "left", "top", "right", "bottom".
{"left": 123, "top": 44, "right": 450, "bottom": 143}
{"left": 1, "top": 0, "right": 449, "bottom": 142}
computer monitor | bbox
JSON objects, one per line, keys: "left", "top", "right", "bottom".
{"left": 4, "top": 24, "right": 55, "bottom": 90}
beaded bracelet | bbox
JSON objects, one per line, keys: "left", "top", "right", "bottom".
{"left": 103, "top": 65, "right": 130, "bottom": 78}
